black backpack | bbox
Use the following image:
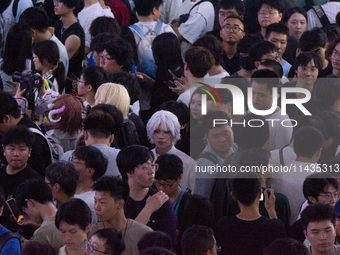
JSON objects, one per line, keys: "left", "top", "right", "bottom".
{"left": 0, "top": 232, "right": 20, "bottom": 252}
{"left": 312, "top": 4, "right": 339, "bottom": 42}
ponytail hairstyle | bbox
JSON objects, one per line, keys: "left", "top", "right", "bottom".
{"left": 33, "top": 40, "right": 66, "bottom": 94}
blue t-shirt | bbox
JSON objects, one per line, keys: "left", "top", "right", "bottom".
{"left": 0, "top": 225, "right": 20, "bottom": 255}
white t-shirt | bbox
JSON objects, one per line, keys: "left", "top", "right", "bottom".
{"left": 78, "top": 2, "right": 114, "bottom": 48}
{"left": 307, "top": 2, "right": 340, "bottom": 30}
{"left": 176, "top": 0, "right": 215, "bottom": 55}
{"left": 3, "top": 0, "right": 33, "bottom": 36}
{"left": 74, "top": 191, "right": 98, "bottom": 225}
{"left": 159, "top": 0, "right": 183, "bottom": 24}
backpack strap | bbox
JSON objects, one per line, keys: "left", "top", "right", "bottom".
{"left": 279, "top": 144, "right": 290, "bottom": 167}
{"left": 198, "top": 151, "right": 219, "bottom": 165}
{"left": 313, "top": 5, "right": 331, "bottom": 26}
{"left": 129, "top": 24, "right": 146, "bottom": 39}
{"left": 12, "top": 0, "right": 20, "bottom": 18}
{"left": 188, "top": 0, "right": 210, "bottom": 14}
{"left": 154, "top": 21, "right": 163, "bottom": 36}
{"left": 0, "top": 232, "right": 20, "bottom": 252}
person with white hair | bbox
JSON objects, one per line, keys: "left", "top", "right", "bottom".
{"left": 147, "top": 110, "right": 196, "bottom": 192}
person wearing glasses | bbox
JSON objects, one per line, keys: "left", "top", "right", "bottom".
{"left": 45, "top": 161, "right": 79, "bottom": 208}
{"left": 255, "top": 0, "right": 299, "bottom": 67}
{"left": 117, "top": 145, "right": 177, "bottom": 245}
{"left": 147, "top": 110, "right": 196, "bottom": 192}
{"left": 154, "top": 154, "right": 192, "bottom": 227}
{"left": 55, "top": 198, "right": 91, "bottom": 255}
{"left": 89, "top": 176, "right": 152, "bottom": 255}
{"left": 219, "top": 14, "right": 245, "bottom": 76}
{"left": 326, "top": 36, "right": 340, "bottom": 77}
{"left": 288, "top": 173, "right": 339, "bottom": 243}
{"left": 85, "top": 228, "right": 125, "bottom": 255}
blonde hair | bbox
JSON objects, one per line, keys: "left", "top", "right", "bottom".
{"left": 94, "top": 83, "right": 130, "bottom": 118}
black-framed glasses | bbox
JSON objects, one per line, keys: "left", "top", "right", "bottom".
{"left": 84, "top": 239, "right": 109, "bottom": 254}
{"left": 138, "top": 163, "right": 159, "bottom": 172}
{"left": 155, "top": 180, "right": 176, "bottom": 189}
{"left": 76, "top": 78, "right": 86, "bottom": 84}
{"left": 99, "top": 54, "right": 114, "bottom": 62}
{"left": 69, "top": 157, "right": 86, "bottom": 165}
{"left": 222, "top": 24, "right": 243, "bottom": 33}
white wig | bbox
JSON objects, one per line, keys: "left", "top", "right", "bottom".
{"left": 147, "top": 110, "right": 181, "bottom": 144}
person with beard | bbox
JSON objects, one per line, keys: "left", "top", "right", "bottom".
{"left": 230, "top": 34, "right": 262, "bottom": 78}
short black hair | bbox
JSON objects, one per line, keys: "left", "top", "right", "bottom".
{"left": 93, "top": 228, "right": 125, "bottom": 255}
{"left": 84, "top": 110, "right": 116, "bottom": 138}
{"left": 314, "top": 76, "right": 340, "bottom": 110}
{"left": 133, "top": 0, "right": 163, "bottom": 16}
{"left": 155, "top": 154, "right": 183, "bottom": 181}
{"left": 237, "top": 34, "right": 263, "bottom": 54}
{"left": 72, "top": 146, "right": 108, "bottom": 181}
{"left": 90, "top": 32, "right": 116, "bottom": 53}
{"left": 293, "top": 126, "right": 324, "bottom": 158}
{"left": 265, "top": 23, "right": 289, "bottom": 38}
{"left": 184, "top": 46, "right": 214, "bottom": 78}
{"left": 156, "top": 101, "right": 190, "bottom": 127}
{"left": 102, "top": 38, "right": 134, "bottom": 72}
{"left": 249, "top": 41, "right": 278, "bottom": 62}
{"left": 205, "top": 88, "right": 232, "bottom": 106}
{"left": 181, "top": 225, "right": 215, "bottom": 255}
{"left": 58, "top": 0, "right": 84, "bottom": 16}
{"left": 224, "top": 14, "right": 245, "bottom": 29}
{"left": 263, "top": 238, "right": 309, "bottom": 255}
{"left": 336, "top": 11, "right": 340, "bottom": 27}
{"left": 303, "top": 173, "right": 338, "bottom": 204}
{"left": 299, "top": 28, "right": 327, "bottom": 51}
{"left": 203, "top": 110, "right": 230, "bottom": 136}
{"left": 15, "top": 179, "right": 53, "bottom": 210}
{"left": 294, "top": 115, "right": 328, "bottom": 141}
{"left": 2, "top": 126, "right": 35, "bottom": 148}
{"left": 80, "top": 66, "right": 108, "bottom": 94}
{"left": 116, "top": 145, "right": 154, "bottom": 181}
{"left": 55, "top": 198, "right": 91, "bottom": 230}
{"left": 108, "top": 72, "right": 141, "bottom": 105}
{"left": 230, "top": 173, "right": 261, "bottom": 206}
{"left": 19, "top": 7, "right": 50, "bottom": 32}
{"left": 251, "top": 69, "right": 280, "bottom": 92}
{"left": 234, "top": 113, "right": 269, "bottom": 150}
{"left": 0, "top": 92, "right": 21, "bottom": 124}
{"left": 45, "top": 161, "right": 79, "bottom": 197}
{"left": 90, "top": 104, "right": 124, "bottom": 136}
{"left": 301, "top": 203, "right": 335, "bottom": 231}
{"left": 192, "top": 34, "right": 224, "bottom": 66}
{"left": 257, "top": 0, "right": 285, "bottom": 13}
{"left": 89, "top": 16, "right": 120, "bottom": 38}
{"left": 140, "top": 247, "right": 176, "bottom": 255}
{"left": 21, "top": 242, "right": 57, "bottom": 255}
{"left": 92, "top": 176, "right": 130, "bottom": 203}
{"left": 219, "top": 0, "right": 245, "bottom": 16}
{"left": 138, "top": 231, "right": 173, "bottom": 252}
{"left": 325, "top": 36, "right": 340, "bottom": 59}
{"left": 259, "top": 59, "right": 283, "bottom": 78}
{"left": 293, "top": 51, "right": 322, "bottom": 75}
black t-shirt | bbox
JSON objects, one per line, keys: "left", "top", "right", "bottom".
{"left": 0, "top": 115, "right": 51, "bottom": 178}
{"left": 216, "top": 215, "right": 286, "bottom": 255}
{"left": 55, "top": 20, "right": 85, "bottom": 78}
{"left": 0, "top": 165, "right": 42, "bottom": 199}
{"left": 319, "top": 60, "right": 333, "bottom": 78}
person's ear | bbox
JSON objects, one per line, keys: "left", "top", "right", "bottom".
{"left": 86, "top": 168, "right": 95, "bottom": 177}
{"left": 109, "top": 134, "right": 114, "bottom": 144}
{"left": 231, "top": 191, "right": 237, "bottom": 201}
{"left": 177, "top": 173, "right": 183, "bottom": 183}
{"left": 254, "top": 61, "right": 260, "bottom": 68}
{"left": 308, "top": 196, "right": 317, "bottom": 204}
{"left": 117, "top": 199, "right": 125, "bottom": 210}
{"left": 278, "top": 13, "right": 282, "bottom": 21}
{"left": 85, "top": 224, "right": 91, "bottom": 234}
{"left": 28, "top": 148, "right": 32, "bottom": 157}
{"left": 0, "top": 205, "right": 4, "bottom": 216}
{"left": 304, "top": 230, "right": 308, "bottom": 240}
{"left": 86, "top": 84, "right": 93, "bottom": 92}
{"left": 84, "top": 131, "right": 89, "bottom": 141}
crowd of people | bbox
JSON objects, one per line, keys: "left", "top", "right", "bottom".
{"left": 1, "top": 0, "right": 340, "bottom": 254}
